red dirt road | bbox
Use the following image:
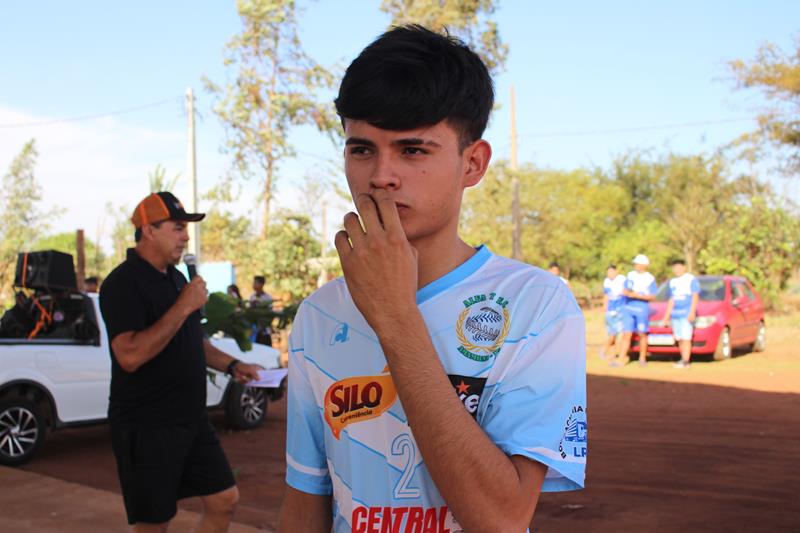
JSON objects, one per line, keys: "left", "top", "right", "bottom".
{"left": 13, "top": 373, "right": 800, "bottom": 532}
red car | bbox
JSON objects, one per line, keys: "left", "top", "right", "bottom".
{"left": 631, "top": 275, "right": 766, "bottom": 360}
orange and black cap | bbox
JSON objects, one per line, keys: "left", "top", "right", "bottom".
{"left": 131, "top": 191, "right": 205, "bottom": 228}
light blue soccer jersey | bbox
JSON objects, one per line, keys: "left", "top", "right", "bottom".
{"left": 286, "top": 246, "right": 587, "bottom": 532}
{"left": 603, "top": 274, "right": 627, "bottom": 313}
{"left": 667, "top": 273, "right": 700, "bottom": 318}
{"left": 623, "top": 270, "right": 658, "bottom": 313}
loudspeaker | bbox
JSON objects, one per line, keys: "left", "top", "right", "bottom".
{"left": 14, "top": 250, "right": 77, "bottom": 291}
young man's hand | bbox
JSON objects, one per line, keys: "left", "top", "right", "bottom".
{"left": 334, "top": 190, "right": 418, "bottom": 334}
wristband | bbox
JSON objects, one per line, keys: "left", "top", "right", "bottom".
{"left": 226, "top": 359, "right": 240, "bottom": 377}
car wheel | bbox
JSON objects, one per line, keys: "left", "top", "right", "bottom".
{"left": 0, "top": 396, "right": 46, "bottom": 466}
{"left": 224, "top": 382, "right": 267, "bottom": 430}
{"left": 713, "top": 327, "right": 732, "bottom": 361}
{"left": 752, "top": 322, "right": 766, "bottom": 352}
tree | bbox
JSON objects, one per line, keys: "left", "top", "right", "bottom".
{"left": 147, "top": 164, "right": 180, "bottom": 193}
{"left": 728, "top": 35, "right": 800, "bottom": 175}
{"left": 204, "top": 0, "right": 338, "bottom": 236}
{"left": 254, "top": 211, "right": 322, "bottom": 300}
{"left": 381, "top": 0, "right": 508, "bottom": 74}
{"left": 461, "top": 161, "right": 629, "bottom": 279}
{"left": 658, "top": 154, "right": 734, "bottom": 272}
{"left": 35, "top": 232, "right": 108, "bottom": 280}
{"left": 701, "top": 195, "right": 800, "bottom": 309}
{"left": 0, "top": 140, "right": 60, "bottom": 308}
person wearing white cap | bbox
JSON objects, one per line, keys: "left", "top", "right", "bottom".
{"left": 612, "top": 254, "right": 658, "bottom": 366}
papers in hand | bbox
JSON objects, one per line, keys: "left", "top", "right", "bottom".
{"left": 248, "top": 368, "right": 288, "bottom": 388}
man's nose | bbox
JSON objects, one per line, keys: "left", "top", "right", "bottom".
{"left": 369, "top": 153, "right": 401, "bottom": 191}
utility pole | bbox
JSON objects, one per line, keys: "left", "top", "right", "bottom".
{"left": 76, "top": 229, "right": 86, "bottom": 291}
{"left": 510, "top": 85, "right": 521, "bottom": 261}
{"left": 186, "top": 87, "right": 200, "bottom": 259}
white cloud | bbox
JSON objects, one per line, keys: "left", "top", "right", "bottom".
{"left": 0, "top": 105, "right": 350, "bottom": 255}
{"left": 0, "top": 105, "right": 221, "bottom": 250}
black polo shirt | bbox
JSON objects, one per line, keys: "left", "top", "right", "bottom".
{"left": 99, "top": 248, "right": 207, "bottom": 427}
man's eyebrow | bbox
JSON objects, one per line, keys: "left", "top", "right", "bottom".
{"left": 393, "top": 138, "right": 442, "bottom": 148}
{"left": 345, "top": 137, "right": 376, "bottom": 147}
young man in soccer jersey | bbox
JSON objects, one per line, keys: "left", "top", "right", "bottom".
{"left": 662, "top": 259, "right": 700, "bottom": 369}
{"left": 278, "top": 25, "right": 587, "bottom": 533}
{"left": 614, "top": 254, "right": 658, "bottom": 367}
{"left": 600, "top": 264, "right": 626, "bottom": 360}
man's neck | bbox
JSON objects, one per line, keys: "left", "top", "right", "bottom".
{"left": 135, "top": 244, "right": 168, "bottom": 273}
{"left": 412, "top": 235, "right": 476, "bottom": 290}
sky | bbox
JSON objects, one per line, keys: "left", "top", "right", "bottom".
{"left": 1, "top": 1, "right": 797, "bottom": 252}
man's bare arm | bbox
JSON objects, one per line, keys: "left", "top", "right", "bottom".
{"left": 203, "top": 339, "right": 261, "bottom": 382}
{"left": 111, "top": 276, "right": 207, "bottom": 372}
{"left": 278, "top": 487, "right": 332, "bottom": 533}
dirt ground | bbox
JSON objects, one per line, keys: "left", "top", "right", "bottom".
{"left": 10, "top": 309, "right": 800, "bottom": 532}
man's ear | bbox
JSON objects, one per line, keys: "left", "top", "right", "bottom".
{"left": 462, "top": 139, "right": 492, "bottom": 188}
{"left": 140, "top": 224, "right": 156, "bottom": 242}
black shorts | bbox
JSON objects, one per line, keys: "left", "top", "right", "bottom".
{"left": 110, "top": 417, "right": 236, "bottom": 525}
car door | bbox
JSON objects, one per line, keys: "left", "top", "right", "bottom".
{"left": 729, "top": 280, "right": 754, "bottom": 345}
{"left": 738, "top": 281, "right": 762, "bottom": 342}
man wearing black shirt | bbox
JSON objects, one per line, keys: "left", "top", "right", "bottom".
{"left": 100, "top": 191, "right": 260, "bottom": 532}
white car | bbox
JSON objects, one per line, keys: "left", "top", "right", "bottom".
{"left": 0, "top": 293, "right": 283, "bottom": 466}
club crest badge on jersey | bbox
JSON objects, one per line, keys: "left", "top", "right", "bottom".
{"left": 558, "top": 405, "right": 587, "bottom": 460}
{"left": 455, "top": 292, "right": 511, "bottom": 362}
{"left": 324, "top": 366, "right": 397, "bottom": 439}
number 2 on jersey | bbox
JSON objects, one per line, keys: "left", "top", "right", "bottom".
{"left": 391, "top": 433, "right": 420, "bottom": 499}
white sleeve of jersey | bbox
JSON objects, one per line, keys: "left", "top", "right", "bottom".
{"left": 480, "top": 311, "right": 587, "bottom": 492}
{"left": 285, "top": 305, "right": 332, "bottom": 495}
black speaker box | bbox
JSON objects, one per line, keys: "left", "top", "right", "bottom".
{"left": 14, "top": 250, "right": 78, "bottom": 291}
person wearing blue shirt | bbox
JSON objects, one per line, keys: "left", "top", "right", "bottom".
{"left": 601, "top": 264, "right": 626, "bottom": 360}
{"left": 277, "top": 25, "right": 587, "bottom": 533}
{"left": 663, "top": 259, "right": 700, "bottom": 369}
{"left": 614, "top": 254, "right": 658, "bottom": 366}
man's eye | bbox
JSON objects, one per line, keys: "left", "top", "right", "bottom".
{"left": 348, "top": 146, "right": 371, "bottom": 155}
{"left": 403, "top": 147, "right": 427, "bottom": 155}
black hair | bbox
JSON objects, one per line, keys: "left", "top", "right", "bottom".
{"left": 670, "top": 258, "right": 687, "bottom": 266}
{"left": 607, "top": 264, "right": 617, "bottom": 270}
{"left": 134, "top": 221, "right": 163, "bottom": 242}
{"left": 85, "top": 276, "right": 98, "bottom": 284}
{"left": 548, "top": 262, "right": 560, "bottom": 269}
{"left": 253, "top": 275, "right": 266, "bottom": 284}
{"left": 335, "top": 24, "right": 494, "bottom": 150}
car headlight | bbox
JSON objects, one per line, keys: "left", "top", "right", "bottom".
{"left": 694, "top": 315, "right": 717, "bottom": 329}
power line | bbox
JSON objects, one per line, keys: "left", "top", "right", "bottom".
{"left": 518, "top": 116, "right": 757, "bottom": 139}
{"left": 0, "top": 97, "right": 182, "bottom": 129}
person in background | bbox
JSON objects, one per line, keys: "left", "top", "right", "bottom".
{"left": 600, "top": 265, "right": 626, "bottom": 360}
{"left": 548, "top": 261, "right": 570, "bottom": 286}
{"left": 614, "top": 254, "right": 658, "bottom": 367}
{"left": 249, "top": 275, "right": 273, "bottom": 346}
{"left": 84, "top": 276, "right": 99, "bottom": 293}
{"left": 226, "top": 284, "right": 244, "bottom": 310}
{"left": 662, "top": 259, "right": 700, "bottom": 369}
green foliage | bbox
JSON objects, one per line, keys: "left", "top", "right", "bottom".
{"left": 728, "top": 35, "right": 800, "bottom": 175}
{"left": 462, "top": 150, "right": 800, "bottom": 308}
{"left": 204, "top": 0, "right": 339, "bottom": 235}
{"left": 35, "top": 232, "right": 107, "bottom": 279}
{"left": 254, "top": 212, "right": 322, "bottom": 300}
{"left": 700, "top": 196, "right": 800, "bottom": 308}
{"left": 381, "top": 0, "right": 508, "bottom": 74}
{"left": 200, "top": 206, "right": 324, "bottom": 302}
{"left": 147, "top": 164, "right": 180, "bottom": 193}
{"left": 0, "top": 140, "right": 61, "bottom": 308}
{"left": 202, "top": 291, "right": 299, "bottom": 352}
